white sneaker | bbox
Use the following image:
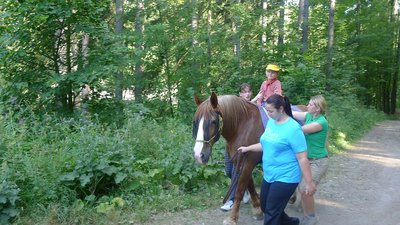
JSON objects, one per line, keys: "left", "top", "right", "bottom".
{"left": 220, "top": 200, "right": 234, "bottom": 211}
{"left": 300, "top": 215, "right": 319, "bottom": 225}
{"left": 242, "top": 190, "right": 250, "bottom": 204}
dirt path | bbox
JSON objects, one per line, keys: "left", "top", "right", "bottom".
{"left": 148, "top": 120, "right": 400, "bottom": 225}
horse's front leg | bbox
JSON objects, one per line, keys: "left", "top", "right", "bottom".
{"left": 223, "top": 188, "right": 242, "bottom": 225}
{"left": 247, "top": 176, "right": 263, "bottom": 220}
{"left": 223, "top": 200, "right": 240, "bottom": 225}
{"left": 223, "top": 162, "right": 261, "bottom": 225}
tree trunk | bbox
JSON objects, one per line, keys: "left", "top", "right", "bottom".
{"left": 278, "top": 0, "right": 285, "bottom": 57}
{"left": 207, "top": 0, "right": 212, "bottom": 78}
{"left": 392, "top": 39, "right": 399, "bottom": 113}
{"left": 261, "top": 0, "right": 268, "bottom": 50}
{"left": 115, "top": 0, "right": 124, "bottom": 100}
{"left": 233, "top": 0, "right": 241, "bottom": 73}
{"left": 65, "top": 23, "right": 74, "bottom": 113}
{"left": 191, "top": 0, "right": 199, "bottom": 77}
{"left": 300, "top": 0, "right": 309, "bottom": 54}
{"left": 53, "top": 29, "right": 62, "bottom": 110}
{"left": 164, "top": 49, "right": 174, "bottom": 116}
{"left": 298, "top": 0, "right": 304, "bottom": 26}
{"left": 383, "top": 70, "right": 390, "bottom": 113}
{"left": 135, "top": 0, "right": 144, "bottom": 102}
{"left": 326, "top": 0, "right": 336, "bottom": 92}
{"left": 80, "top": 33, "right": 90, "bottom": 118}
{"left": 390, "top": 0, "right": 399, "bottom": 113}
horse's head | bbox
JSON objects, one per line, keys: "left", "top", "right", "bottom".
{"left": 192, "top": 92, "right": 222, "bottom": 164}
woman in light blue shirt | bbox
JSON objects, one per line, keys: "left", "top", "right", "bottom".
{"left": 239, "top": 94, "right": 316, "bottom": 225}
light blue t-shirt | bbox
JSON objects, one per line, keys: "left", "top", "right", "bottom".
{"left": 261, "top": 117, "right": 307, "bottom": 183}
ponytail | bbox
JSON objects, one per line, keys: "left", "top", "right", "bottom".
{"left": 283, "top": 96, "right": 293, "bottom": 118}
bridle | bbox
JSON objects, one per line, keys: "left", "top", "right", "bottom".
{"left": 195, "top": 111, "right": 223, "bottom": 146}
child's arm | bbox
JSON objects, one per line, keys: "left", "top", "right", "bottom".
{"left": 251, "top": 91, "right": 262, "bottom": 102}
{"left": 273, "top": 80, "right": 283, "bottom": 95}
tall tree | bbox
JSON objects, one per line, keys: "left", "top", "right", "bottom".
{"left": 134, "top": 0, "right": 144, "bottom": 102}
{"left": 191, "top": 0, "right": 199, "bottom": 78}
{"left": 206, "top": 0, "right": 213, "bottom": 78}
{"left": 390, "top": 0, "right": 399, "bottom": 113}
{"left": 233, "top": 0, "right": 241, "bottom": 73}
{"left": 326, "top": 0, "right": 335, "bottom": 92}
{"left": 278, "top": 0, "right": 285, "bottom": 51}
{"left": 80, "top": 34, "right": 90, "bottom": 117}
{"left": 261, "top": 0, "right": 268, "bottom": 49}
{"left": 115, "top": 0, "right": 124, "bottom": 100}
{"left": 299, "top": 0, "right": 309, "bottom": 54}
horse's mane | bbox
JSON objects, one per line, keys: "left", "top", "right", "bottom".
{"left": 195, "top": 95, "right": 256, "bottom": 131}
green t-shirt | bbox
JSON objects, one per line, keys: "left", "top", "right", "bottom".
{"left": 305, "top": 113, "right": 329, "bottom": 158}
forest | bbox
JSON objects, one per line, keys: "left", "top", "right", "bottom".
{"left": 0, "top": 0, "right": 399, "bottom": 224}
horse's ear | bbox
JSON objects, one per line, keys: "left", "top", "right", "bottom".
{"left": 210, "top": 92, "right": 218, "bottom": 109}
{"left": 194, "top": 94, "right": 203, "bottom": 106}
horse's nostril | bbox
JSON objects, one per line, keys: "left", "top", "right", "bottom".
{"left": 200, "top": 153, "right": 204, "bottom": 159}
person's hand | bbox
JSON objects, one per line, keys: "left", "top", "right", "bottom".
{"left": 304, "top": 181, "right": 316, "bottom": 196}
{"left": 238, "top": 146, "right": 249, "bottom": 153}
{"left": 251, "top": 93, "right": 262, "bottom": 102}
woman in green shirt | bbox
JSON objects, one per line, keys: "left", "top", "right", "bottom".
{"left": 293, "top": 95, "right": 329, "bottom": 225}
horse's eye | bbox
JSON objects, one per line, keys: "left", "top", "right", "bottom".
{"left": 211, "top": 117, "right": 219, "bottom": 124}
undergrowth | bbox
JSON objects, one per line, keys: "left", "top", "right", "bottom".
{"left": 0, "top": 98, "right": 389, "bottom": 225}
{"left": 327, "top": 96, "right": 387, "bottom": 153}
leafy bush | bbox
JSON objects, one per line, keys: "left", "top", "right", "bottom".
{"left": 60, "top": 149, "right": 131, "bottom": 201}
{"left": 327, "top": 95, "right": 387, "bottom": 153}
{"left": 0, "top": 94, "right": 386, "bottom": 224}
{"left": 282, "top": 63, "right": 327, "bottom": 104}
{"left": 0, "top": 108, "right": 228, "bottom": 224}
{"left": 0, "top": 164, "right": 20, "bottom": 225}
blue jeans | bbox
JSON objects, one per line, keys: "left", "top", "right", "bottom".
{"left": 260, "top": 179, "right": 299, "bottom": 225}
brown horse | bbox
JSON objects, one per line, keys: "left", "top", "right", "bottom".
{"left": 193, "top": 92, "right": 264, "bottom": 225}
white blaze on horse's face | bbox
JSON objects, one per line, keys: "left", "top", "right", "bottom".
{"left": 193, "top": 116, "right": 205, "bottom": 164}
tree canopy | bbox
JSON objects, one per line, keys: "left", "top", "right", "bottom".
{"left": 1, "top": 0, "right": 399, "bottom": 117}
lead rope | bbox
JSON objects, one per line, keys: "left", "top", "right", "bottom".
{"left": 223, "top": 150, "right": 247, "bottom": 204}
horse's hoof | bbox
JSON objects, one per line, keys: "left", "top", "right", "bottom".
{"left": 223, "top": 217, "right": 237, "bottom": 225}
{"left": 252, "top": 207, "right": 263, "bottom": 221}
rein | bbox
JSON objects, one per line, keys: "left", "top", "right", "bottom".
{"left": 223, "top": 150, "right": 246, "bottom": 203}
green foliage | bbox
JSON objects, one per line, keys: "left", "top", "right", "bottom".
{"left": 0, "top": 164, "right": 20, "bottom": 225}
{"left": 326, "top": 95, "right": 387, "bottom": 153}
{"left": 0, "top": 0, "right": 399, "bottom": 224}
{"left": 60, "top": 148, "right": 130, "bottom": 200}
{"left": 282, "top": 63, "right": 327, "bottom": 104}
{"left": 0, "top": 92, "right": 389, "bottom": 224}
{"left": 95, "top": 197, "right": 125, "bottom": 214}
{"left": 0, "top": 105, "right": 227, "bottom": 222}
{"left": 87, "top": 98, "right": 126, "bottom": 126}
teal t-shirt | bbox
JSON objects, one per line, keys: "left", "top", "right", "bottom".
{"left": 260, "top": 117, "right": 307, "bottom": 183}
{"left": 304, "top": 113, "right": 329, "bottom": 158}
